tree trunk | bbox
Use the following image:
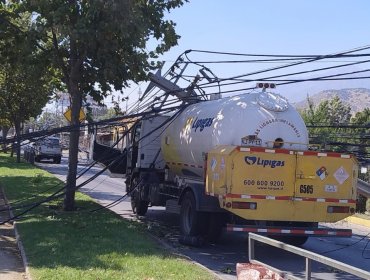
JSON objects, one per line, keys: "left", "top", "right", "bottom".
{"left": 64, "top": 88, "right": 82, "bottom": 211}
{"left": 14, "top": 121, "right": 21, "bottom": 163}
{"left": 64, "top": 47, "right": 82, "bottom": 211}
{"left": 1, "top": 127, "right": 9, "bottom": 152}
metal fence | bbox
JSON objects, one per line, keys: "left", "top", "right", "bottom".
{"left": 248, "top": 233, "right": 370, "bottom": 280}
{"left": 358, "top": 179, "right": 370, "bottom": 198}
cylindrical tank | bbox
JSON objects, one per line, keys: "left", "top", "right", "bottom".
{"left": 161, "top": 91, "right": 309, "bottom": 178}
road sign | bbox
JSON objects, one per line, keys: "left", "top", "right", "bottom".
{"left": 63, "top": 108, "right": 86, "bottom": 122}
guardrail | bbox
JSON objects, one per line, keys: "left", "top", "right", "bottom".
{"left": 358, "top": 179, "right": 370, "bottom": 198}
{"left": 248, "top": 233, "right": 370, "bottom": 280}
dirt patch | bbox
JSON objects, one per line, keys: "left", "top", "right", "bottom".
{"left": 0, "top": 189, "right": 27, "bottom": 280}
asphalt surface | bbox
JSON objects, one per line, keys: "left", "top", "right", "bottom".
{"left": 44, "top": 155, "right": 370, "bottom": 280}
{"left": 1, "top": 154, "right": 370, "bottom": 280}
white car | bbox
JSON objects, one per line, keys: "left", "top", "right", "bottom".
{"left": 33, "top": 137, "right": 62, "bottom": 164}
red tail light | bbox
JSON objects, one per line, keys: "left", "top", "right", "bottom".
{"left": 232, "top": 201, "right": 257, "bottom": 210}
{"left": 327, "top": 206, "right": 350, "bottom": 213}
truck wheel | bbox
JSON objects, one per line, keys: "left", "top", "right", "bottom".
{"left": 270, "top": 222, "right": 317, "bottom": 246}
{"left": 180, "top": 191, "right": 200, "bottom": 236}
{"left": 277, "top": 236, "right": 309, "bottom": 246}
{"left": 130, "top": 177, "right": 148, "bottom": 216}
{"left": 205, "top": 213, "right": 225, "bottom": 242}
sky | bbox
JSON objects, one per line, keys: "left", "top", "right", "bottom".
{"left": 120, "top": 0, "right": 370, "bottom": 107}
{"left": 164, "top": 1, "right": 369, "bottom": 59}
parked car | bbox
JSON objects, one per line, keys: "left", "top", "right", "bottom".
{"left": 33, "top": 137, "right": 62, "bottom": 164}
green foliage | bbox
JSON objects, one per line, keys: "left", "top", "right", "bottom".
{"left": 0, "top": 153, "right": 215, "bottom": 280}
{"left": 351, "top": 108, "right": 370, "bottom": 178}
{"left": 357, "top": 195, "right": 367, "bottom": 213}
{"left": 36, "top": 110, "right": 68, "bottom": 130}
{"left": 301, "top": 96, "right": 352, "bottom": 151}
{"left": 7, "top": 0, "right": 186, "bottom": 102}
{"left": 31, "top": 173, "right": 44, "bottom": 185}
{"left": 0, "top": 8, "right": 58, "bottom": 128}
{"left": 1, "top": 0, "right": 186, "bottom": 208}
{"left": 301, "top": 97, "right": 369, "bottom": 167}
{"left": 96, "top": 107, "right": 119, "bottom": 121}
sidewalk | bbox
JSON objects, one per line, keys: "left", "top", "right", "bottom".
{"left": 0, "top": 189, "right": 27, "bottom": 280}
{"left": 346, "top": 215, "right": 370, "bottom": 228}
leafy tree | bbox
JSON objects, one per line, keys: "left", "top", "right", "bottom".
{"left": 0, "top": 10, "right": 56, "bottom": 162}
{"left": 301, "top": 96, "right": 351, "bottom": 151}
{"left": 349, "top": 108, "right": 370, "bottom": 213}
{"left": 1, "top": 0, "right": 186, "bottom": 210}
{"left": 301, "top": 98, "right": 369, "bottom": 212}
{"left": 0, "top": 119, "right": 11, "bottom": 152}
{"left": 36, "top": 110, "right": 68, "bottom": 131}
{"left": 351, "top": 108, "right": 370, "bottom": 180}
{"left": 94, "top": 107, "right": 118, "bottom": 121}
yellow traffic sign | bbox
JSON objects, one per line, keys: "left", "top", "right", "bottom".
{"left": 63, "top": 108, "right": 86, "bottom": 122}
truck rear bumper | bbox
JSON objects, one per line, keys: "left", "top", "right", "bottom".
{"left": 226, "top": 224, "right": 352, "bottom": 237}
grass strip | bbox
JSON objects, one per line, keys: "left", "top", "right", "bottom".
{"left": 0, "top": 153, "right": 217, "bottom": 280}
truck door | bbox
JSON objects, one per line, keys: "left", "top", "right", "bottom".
{"left": 231, "top": 148, "right": 297, "bottom": 198}
{"left": 126, "top": 122, "right": 141, "bottom": 171}
{"left": 295, "top": 152, "right": 357, "bottom": 201}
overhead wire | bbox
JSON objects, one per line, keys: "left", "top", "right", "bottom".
{"left": 185, "top": 45, "right": 370, "bottom": 82}
{"left": 193, "top": 58, "right": 370, "bottom": 90}
{"left": 0, "top": 122, "right": 136, "bottom": 214}
{"left": 187, "top": 48, "right": 370, "bottom": 58}
{"left": 320, "top": 232, "right": 370, "bottom": 256}
{"left": 0, "top": 145, "right": 129, "bottom": 225}
{"left": 161, "top": 46, "right": 370, "bottom": 101}
{"left": 2, "top": 45, "right": 369, "bottom": 233}
{"left": 0, "top": 99, "right": 190, "bottom": 223}
{"left": 89, "top": 105, "right": 188, "bottom": 212}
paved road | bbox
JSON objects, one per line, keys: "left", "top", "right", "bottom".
{"left": 38, "top": 156, "right": 370, "bottom": 280}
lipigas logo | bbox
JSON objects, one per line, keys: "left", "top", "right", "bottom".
{"left": 245, "top": 156, "right": 285, "bottom": 168}
{"left": 245, "top": 156, "right": 257, "bottom": 165}
{"left": 185, "top": 116, "right": 214, "bottom": 132}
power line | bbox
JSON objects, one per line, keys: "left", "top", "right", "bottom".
{"left": 179, "top": 54, "right": 370, "bottom": 64}
{"left": 185, "top": 45, "right": 370, "bottom": 82}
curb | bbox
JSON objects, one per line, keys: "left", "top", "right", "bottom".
{"left": 148, "top": 231, "right": 223, "bottom": 280}
{"left": 82, "top": 194, "right": 223, "bottom": 279}
{"left": 2, "top": 188, "right": 32, "bottom": 280}
{"left": 345, "top": 216, "right": 370, "bottom": 228}
{"left": 13, "top": 222, "right": 32, "bottom": 280}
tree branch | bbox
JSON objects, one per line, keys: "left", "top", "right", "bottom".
{"left": 51, "top": 27, "right": 69, "bottom": 82}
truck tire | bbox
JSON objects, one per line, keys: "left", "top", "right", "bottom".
{"left": 130, "top": 177, "right": 148, "bottom": 216}
{"left": 54, "top": 156, "right": 61, "bottom": 164}
{"left": 275, "top": 236, "right": 308, "bottom": 246}
{"left": 204, "top": 213, "right": 225, "bottom": 242}
{"left": 180, "top": 191, "right": 201, "bottom": 236}
{"left": 270, "top": 222, "right": 317, "bottom": 246}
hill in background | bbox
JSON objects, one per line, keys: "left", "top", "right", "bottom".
{"left": 294, "top": 88, "right": 370, "bottom": 115}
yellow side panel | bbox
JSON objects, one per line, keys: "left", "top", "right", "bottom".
{"left": 223, "top": 198, "right": 353, "bottom": 223}
{"left": 295, "top": 155, "right": 357, "bottom": 200}
{"left": 206, "top": 146, "right": 357, "bottom": 223}
{"left": 206, "top": 145, "right": 235, "bottom": 196}
{"left": 231, "top": 151, "right": 296, "bottom": 197}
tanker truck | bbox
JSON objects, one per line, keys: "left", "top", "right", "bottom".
{"left": 121, "top": 82, "right": 357, "bottom": 246}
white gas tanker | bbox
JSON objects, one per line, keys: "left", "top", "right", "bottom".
{"left": 161, "top": 90, "right": 308, "bottom": 179}
{"left": 121, "top": 81, "right": 357, "bottom": 247}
